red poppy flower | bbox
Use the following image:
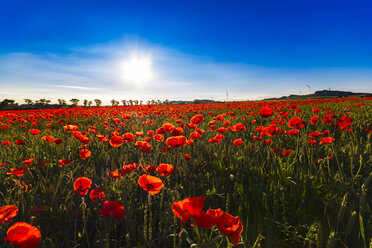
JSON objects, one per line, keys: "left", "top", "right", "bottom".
{"left": 190, "top": 114, "right": 204, "bottom": 125}
{"left": 109, "top": 134, "right": 124, "bottom": 147}
{"left": 320, "top": 137, "right": 335, "bottom": 144}
{"left": 138, "top": 174, "right": 164, "bottom": 194}
{"left": 135, "top": 131, "right": 144, "bottom": 137}
{"left": 156, "top": 163, "right": 174, "bottom": 176}
{"left": 27, "top": 129, "right": 41, "bottom": 135}
{"left": 162, "top": 123, "right": 175, "bottom": 132}
{"left": 271, "top": 147, "right": 281, "bottom": 152}
{"left": 73, "top": 177, "right": 92, "bottom": 196}
{"left": 208, "top": 134, "right": 224, "bottom": 144}
{"left": 135, "top": 141, "right": 152, "bottom": 152}
{"left": 122, "top": 163, "right": 139, "bottom": 175}
{"left": 287, "top": 129, "right": 299, "bottom": 136}
{"left": 216, "top": 212, "right": 243, "bottom": 246}
{"left": 156, "top": 127, "right": 167, "bottom": 134}
{"left": 217, "top": 127, "right": 227, "bottom": 133}
{"left": 122, "top": 114, "right": 131, "bottom": 120}
{"left": 205, "top": 209, "right": 243, "bottom": 246}
{"left": 99, "top": 201, "right": 125, "bottom": 220}
{"left": 232, "top": 139, "right": 244, "bottom": 146}
{"left": 214, "top": 114, "right": 225, "bottom": 121}
{"left": 172, "top": 196, "right": 206, "bottom": 223}
{"left": 223, "top": 120, "right": 231, "bottom": 126}
{"left": 190, "top": 131, "right": 201, "bottom": 140}
{"left": 205, "top": 208, "right": 223, "bottom": 221}
{"left": 142, "top": 164, "right": 156, "bottom": 173}
{"left": 123, "top": 133, "right": 135, "bottom": 142}
{"left": 3, "top": 140, "right": 11, "bottom": 146}
{"left": 153, "top": 134, "right": 164, "bottom": 142}
{"left": 90, "top": 188, "right": 105, "bottom": 203}
{"left": 64, "top": 124, "right": 79, "bottom": 131}
{"left": 171, "top": 127, "right": 184, "bottom": 136}
{"left": 323, "top": 115, "right": 333, "bottom": 124}
{"left": 7, "top": 167, "right": 27, "bottom": 177}
{"left": 5, "top": 222, "right": 41, "bottom": 248}
{"left": 312, "top": 106, "right": 320, "bottom": 113}
{"left": 282, "top": 149, "right": 294, "bottom": 157}
{"left": 231, "top": 123, "right": 246, "bottom": 132}
{"left": 194, "top": 211, "right": 216, "bottom": 229}
{"left": 258, "top": 107, "right": 274, "bottom": 118}
{"left": 53, "top": 138, "right": 63, "bottom": 144}
{"left": 59, "top": 159, "right": 72, "bottom": 167}
{"left": 186, "top": 122, "right": 197, "bottom": 129}
{"left": 0, "top": 205, "right": 19, "bottom": 224}
{"left": 287, "top": 117, "right": 305, "bottom": 129}
{"left": 21, "top": 158, "right": 35, "bottom": 165}
{"left": 310, "top": 116, "right": 319, "bottom": 125}
{"left": 165, "top": 136, "right": 187, "bottom": 148}
{"left": 109, "top": 169, "right": 123, "bottom": 179}
{"left": 184, "top": 154, "right": 191, "bottom": 161}
{"left": 147, "top": 130, "right": 154, "bottom": 136}
{"left": 2, "top": 124, "right": 10, "bottom": 130}
{"left": 210, "top": 125, "right": 216, "bottom": 131}
{"left": 42, "top": 135, "right": 54, "bottom": 142}
{"left": 78, "top": 136, "right": 90, "bottom": 145}
{"left": 308, "top": 131, "right": 321, "bottom": 138}
{"left": 336, "top": 116, "right": 353, "bottom": 130}
{"left": 15, "top": 139, "right": 24, "bottom": 146}
{"left": 79, "top": 149, "right": 92, "bottom": 160}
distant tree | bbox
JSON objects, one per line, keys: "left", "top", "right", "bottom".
{"left": 164, "top": 99, "right": 170, "bottom": 105}
{"left": 1, "top": 99, "right": 16, "bottom": 107}
{"left": 147, "top": 100, "right": 151, "bottom": 105}
{"left": 94, "top": 99, "right": 102, "bottom": 107}
{"left": 128, "top": 100, "right": 133, "bottom": 106}
{"left": 88, "top": 100, "right": 92, "bottom": 107}
{"left": 111, "top": 99, "right": 119, "bottom": 106}
{"left": 157, "top": 100, "right": 162, "bottom": 105}
{"left": 70, "top": 98, "right": 80, "bottom": 107}
{"left": 36, "top": 99, "right": 50, "bottom": 106}
{"left": 121, "top": 100, "right": 127, "bottom": 106}
{"left": 140, "top": 100, "right": 143, "bottom": 105}
{"left": 24, "top": 99, "right": 34, "bottom": 105}
{"left": 83, "top": 99, "right": 88, "bottom": 107}
{"left": 58, "top": 99, "right": 67, "bottom": 107}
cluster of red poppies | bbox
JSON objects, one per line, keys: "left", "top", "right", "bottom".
{"left": 172, "top": 196, "right": 243, "bottom": 246}
{"left": 1, "top": 97, "right": 371, "bottom": 247}
{"left": 0, "top": 205, "right": 41, "bottom": 248}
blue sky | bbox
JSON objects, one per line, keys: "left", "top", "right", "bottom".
{"left": 0, "top": 0, "right": 371, "bottom": 104}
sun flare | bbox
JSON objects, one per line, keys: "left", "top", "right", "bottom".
{"left": 123, "top": 56, "right": 152, "bottom": 83}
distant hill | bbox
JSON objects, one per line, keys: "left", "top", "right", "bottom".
{"left": 169, "top": 99, "right": 216, "bottom": 105}
{"left": 264, "top": 90, "right": 372, "bottom": 100}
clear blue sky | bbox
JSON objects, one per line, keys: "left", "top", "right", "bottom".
{"left": 0, "top": 0, "right": 371, "bottom": 103}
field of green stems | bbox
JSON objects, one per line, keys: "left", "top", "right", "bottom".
{"left": 0, "top": 97, "right": 371, "bottom": 248}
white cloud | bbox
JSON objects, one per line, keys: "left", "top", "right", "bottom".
{"left": 0, "top": 38, "right": 371, "bottom": 105}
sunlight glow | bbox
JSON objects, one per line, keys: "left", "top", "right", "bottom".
{"left": 123, "top": 56, "right": 152, "bottom": 83}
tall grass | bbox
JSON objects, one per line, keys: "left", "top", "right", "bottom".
{"left": 0, "top": 97, "right": 371, "bottom": 247}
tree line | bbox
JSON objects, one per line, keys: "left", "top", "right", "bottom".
{"left": 0, "top": 98, "right": 171, "bottom": 110}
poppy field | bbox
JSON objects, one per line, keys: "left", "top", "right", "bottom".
{"left": 0, "top": 97, "right": 371, "bottom": 248}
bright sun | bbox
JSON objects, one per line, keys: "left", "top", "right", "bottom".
{"left": 123, "top": 56, "right": 152, "bottom": 83}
